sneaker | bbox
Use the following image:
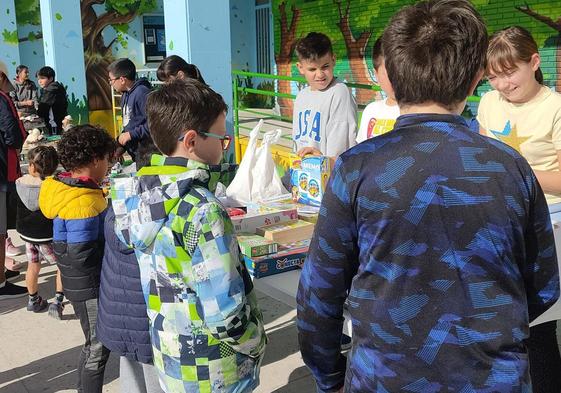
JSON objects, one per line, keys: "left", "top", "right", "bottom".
{"left": 27, "top": 296, "right": 48, "bottom": 312}
{"left": 48, "top": 302, "right": 64, "bottom": 320}
{"left": 5, "top": 269, "right": 20, "bottom": 281}
{"left": 341, "top": 334, "right": 352, "bottom": 351}
{"left": 0, "top": 281, "right": 27, "bottom": 300}
{"left": 5, "top": 237, "right": 23, "bottom": 257}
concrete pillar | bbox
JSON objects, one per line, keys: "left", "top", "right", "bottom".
{"left": 0, "top": 0, "right": 21, "bottom": 79}
{"left": 39, "top": 0, "right": 88, "bottom": 123}
{"left": 163, "top": 0, "right": 235, "bottom": 161}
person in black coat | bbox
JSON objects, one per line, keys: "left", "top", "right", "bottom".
{"left": 36, "top": 66, "right": 68, "bottom": 135}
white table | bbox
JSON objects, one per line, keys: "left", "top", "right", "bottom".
{"left": 253, "top": 269, "right": 353, "bottom": 335}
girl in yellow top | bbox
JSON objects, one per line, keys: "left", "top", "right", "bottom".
{"left": 478, "top": 26, "right": 561, "bottom": 392}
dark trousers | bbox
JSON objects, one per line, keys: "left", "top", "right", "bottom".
{"left": 527, "top": 321, "right": 561, "bottom": 393}
{"left": 72, "top": 298, "right": 111, "bottom": 393}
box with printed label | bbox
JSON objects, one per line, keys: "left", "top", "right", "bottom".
{"left": 237, "top": 234, "right": 278, "bottom": 257}
{"left": 256, "top": 219, "right": 315, "bottom": 244}
{"left": 244, "top": 239, "right": 310, "bottom": 278}
{"left": 290, "top": 155, "right": 332, "bottom": 207}
{"left": 231, "top": 206, "right": 298, "bottom": 234}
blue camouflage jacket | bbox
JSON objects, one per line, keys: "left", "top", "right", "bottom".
{"left": 297, "top": 114, "right": 560, "bottom": 393}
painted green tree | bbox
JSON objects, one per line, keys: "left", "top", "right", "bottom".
{"left": 81, "top": 0, "right": 156, "bottom": 111}
{"left": 273, "top": 0, "right": 410, "bottom": 105}
{"left": 515, "top": 3, "right": 561, "bottom": 91}
{"left": 14, "top": 0, "right": 42, "bottom": 43}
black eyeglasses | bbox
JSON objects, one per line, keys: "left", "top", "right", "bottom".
{"left": 178, "top": 131, "right": 232, "bottom": 151}
{"left": 108, "top": 77, "right": 120, "bottom": 84}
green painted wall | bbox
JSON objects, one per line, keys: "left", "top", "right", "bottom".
{"left": 272, "top": 0, "right": 561, "bottom": 108}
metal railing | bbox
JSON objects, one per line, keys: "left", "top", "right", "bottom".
{"left": 231, "top": 69, "right": 481, "bottom": 163}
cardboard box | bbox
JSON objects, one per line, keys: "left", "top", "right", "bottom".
{"left": 290, "top": 155, "right": 332, "bottom": 207}
{"left": 244, "top": 239, "right": 310, "bottom": 278}
{"left": 231, "top": 206, "right": 298, "bottom": 234}
{"left": 237, "top": 234, "right": 278, "bottom": 257}
{"left": 256, "top": 220, "right": 315, "bottom": 244}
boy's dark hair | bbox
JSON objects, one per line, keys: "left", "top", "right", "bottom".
{"left": 295, "top": 32, "right": 333, "bottom": 61}
{"left": 37, "top": 66, "right": 55, "bottom": 80}
{"left": 146, "top": 79, "right": 227, "bottom": 156}
{"left": 28, "top": 145, "right": 58, "bottom": 179}
{"left": 135, "top": 139, "right": 160, "bottom": 170}
{"left": 371, "top": 37, "right": 384, "bottom": 70}
{"left": 57, "top": 125, "right": 116, "bottom": 172}
{"left": 157, "top": 55, "right": 206, "bottom": 85}
{"left": 16, "top": 65, "right": 28, "bottom": 76}
{"left": 107, "top": 58, "right": 136, "bottom": 81}
{"left": 382, "top": 0, "right": 487, "bottom": 110}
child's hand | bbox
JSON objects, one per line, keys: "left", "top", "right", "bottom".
{"left": 297, "top": 147, "right": 322, "bottom": 157}
{"left": 118, "top": 131, "right": 132, "bottom": 146}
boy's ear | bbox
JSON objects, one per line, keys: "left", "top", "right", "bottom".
{"left": 296, "top": 62, "right": 304, "bottom": 75}
{"left": 176, "top": 70, "right": 185, "bottom": 79}
{"left": 181, "top": 130, "right": 199, "bottom": 151}
{"left": 468, "top": 69, "right": 485, "bottom": 96}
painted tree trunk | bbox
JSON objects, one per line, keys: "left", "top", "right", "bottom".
{"left": 277, "top": 62, "right": 294, "bottom": 118}
{"left": 275, "top": 2, "right": 300, "bottom": 119}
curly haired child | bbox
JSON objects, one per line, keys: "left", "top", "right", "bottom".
{"left": 39, "top": 125, "right": 116, "bottom": 393}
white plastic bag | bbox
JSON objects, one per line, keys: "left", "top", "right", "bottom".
{"left": 226, "top": 120, "right": 288, "bottom": 205}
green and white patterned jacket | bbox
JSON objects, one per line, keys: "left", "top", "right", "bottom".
{"left": 111, "top": 155, "right": 267, "bottom": 393}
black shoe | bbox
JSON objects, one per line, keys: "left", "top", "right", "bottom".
{"left": 5, "top": 269, "right": 20, "bottom": 281}
{"left": 0, "top": 281, "right": 27, "bottom": 300}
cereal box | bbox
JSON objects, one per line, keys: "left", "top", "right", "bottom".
{"left": 290, "top": 155, "right": 332, "bottom": 207}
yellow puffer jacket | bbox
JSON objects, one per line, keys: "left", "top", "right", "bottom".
{"left": 39, "top": 174, "right": 107, "bottom": 302}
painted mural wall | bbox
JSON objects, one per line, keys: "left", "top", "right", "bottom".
{"left": 272, "top": 0, "right": 561, "bottom": 115}
{"left": 10, "top": 0, "right": 164, "bottom": 116}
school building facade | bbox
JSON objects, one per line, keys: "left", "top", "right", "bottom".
{"left": 1, "top": 0, "right": 560, "bottom": 133}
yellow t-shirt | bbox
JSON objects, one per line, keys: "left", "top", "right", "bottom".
{"left": 477, "top": 86, "right": 561, "bottom": 204}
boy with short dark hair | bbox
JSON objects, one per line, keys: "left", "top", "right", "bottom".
{"left": 293, "top": 32, "right": 356, "bottom": 158}
{"left": 36, "top": 66, "right": 68, "bottom": 135}
{"left": 39, "top": 125, "right": 116, "bottom": 392}
{"left": 356, "top": 37, "right": 399, "bottom": 143}
{"left": 111, "top": 79, "right": 266, "bottom": 393}
{"left": 108, "top": 58, "right": 151, "bottom": 162}
{"left": 297, "top": 0, "right": 559, "bottom": 391}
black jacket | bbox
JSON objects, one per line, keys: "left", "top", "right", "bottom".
{"left": 16, "top": 175, "right": 53, "bottom": 244}
{"left": 38, "top": 81, "right": 68, "bottom": 133}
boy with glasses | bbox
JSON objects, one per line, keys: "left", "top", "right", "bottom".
{"left": 108, "top": 58, "right": 151, "bottom": 161}
{"left": 111, "top": 79, "right": 267, "bottom": 393}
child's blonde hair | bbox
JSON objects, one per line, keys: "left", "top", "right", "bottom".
{"left": 487, "top": 26, "right": 543, "bottom": 84}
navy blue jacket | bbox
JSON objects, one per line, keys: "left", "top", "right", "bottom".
{"left": 121, "top": 78, "right": 151, "bottom": 161}
{"left": 97, "top": 206, "right": 153, "bottom": 364}
{"left": 297, "top": 114, "right": 559, "bottom": 392}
